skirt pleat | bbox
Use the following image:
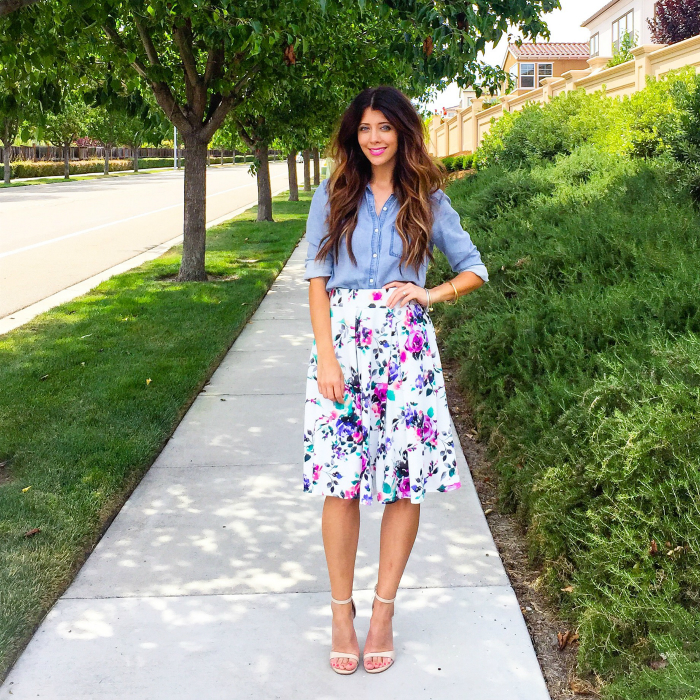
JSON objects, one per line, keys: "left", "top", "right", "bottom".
{"left": 303, "top": 288, "right": 461, "bottom": 505}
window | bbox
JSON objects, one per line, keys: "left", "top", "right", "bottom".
{"left": 538, "top": 63, "right": 553, "bottom": 84}
{"left": 590, "top": 32, "right": 599, "bottom": 57}
{"left": 612, "top": 10, "right": 634, "bottom": 52}
{"left": 520, "top": 63, "right": 535, "bottom": 89}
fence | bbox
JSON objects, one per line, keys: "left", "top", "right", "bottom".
{"left": 429, "top": 33, "right": 700, "bottom": 158}
{"left": 0, "top": 145, "right": 275, "bottom": 163}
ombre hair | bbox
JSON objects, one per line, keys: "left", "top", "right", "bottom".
{"left": 317, "top": 86, "right": 446, "bottom": 272}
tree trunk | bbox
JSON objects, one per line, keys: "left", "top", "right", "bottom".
{"left": 2, "top": 123, "right": 10, "bottom": 184}
{"left": 220, "top": 149, "right": 224, "bottom": 165}
{"left": 303, "top": 149, "right": 311, "bottom": 191}
{"left": 3, "top": 145, "right": 9, "bottom": 184}
{"left": 313, "top": 147, "right": 320, "bottom": 186}
{"left": 133, "top": 145, "right": 140, "bottom": 173}
{"left": 287, "top": 152, "right": 299, "bottom": 202}
{"left": 104, "top": 143, "right": 111, "bottom": 175}
{"left": 63, "top": 142, "right": 70, "bottom": 180}
{"left": 256, "top": 142, "right": 273, "bottom": 222}
{"left": 177, "top": 137, "right": 209, "bottom": 282}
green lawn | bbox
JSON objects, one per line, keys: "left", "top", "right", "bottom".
{"left": 0, "top": 191, "right": 311, "bottom": 680}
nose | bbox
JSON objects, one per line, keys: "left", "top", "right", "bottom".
{"left": 369, "top": 127, "right": 384, "bottom": 144}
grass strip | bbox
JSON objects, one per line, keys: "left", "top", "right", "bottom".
{"left": 0, "top": 191, "right": 311, "bottom": 680}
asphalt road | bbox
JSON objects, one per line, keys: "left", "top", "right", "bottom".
{"left": 0, "top": 162, "right": 298, "bottom": 319}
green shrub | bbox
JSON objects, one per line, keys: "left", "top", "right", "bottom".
{"left": 428, "top": 153, "right": 700, "bottom": 691}
{"left": 0, "top": 159, "right": 133, "bottom": 179}
{"left": 442, "top": 156, "right": 456, "bottom": 172}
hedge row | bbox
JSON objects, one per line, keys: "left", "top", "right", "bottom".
{"left": 0, "top": 154, "right": 273, "bottom": 180}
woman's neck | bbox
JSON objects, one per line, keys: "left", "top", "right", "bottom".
{"left": 370, "top": 160, "right": 395, "bottom": 189}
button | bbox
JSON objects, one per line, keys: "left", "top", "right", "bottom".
{"left": 370, "top": 279, "right": 374, "bottom": 283}
{"left": 374, "top": 228, "right": 378, "bottom": 233}
{"left": 383, "top": 207, "right": 387, "bottom": 211}
{"left": 373, "top": 253, "right": 377, "bottom": 258}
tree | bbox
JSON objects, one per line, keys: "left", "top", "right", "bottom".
{"left": 649, "top": 0, "right": 700, "bottom": 44}
{"left": 607, "top": 30, "right": 637, "bottom": 68}
{"left": 5, "top": 0, "right": 560, "bottom": 279}
{"left": 0, "top": 8, "right": 59, "bottom": 183}
{"left": 43, "top": 93, "right": 89, "bottom": 180}
{"left": 87, "top": 106, "right": 128, "bottom": 174}
{"left": 0, "top": 0, "right": 40, "bottom": 17}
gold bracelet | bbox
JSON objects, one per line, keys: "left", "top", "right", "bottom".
{"left": 449, "top": 281, "right": 459, "bottom": 303}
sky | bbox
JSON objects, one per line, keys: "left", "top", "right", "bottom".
{"left": 424, "top": 0, "right": 597, "bottom": 111}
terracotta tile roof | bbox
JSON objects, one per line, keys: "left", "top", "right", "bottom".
{"left": 508, "top": 42, "right": 591, "bottom": 60}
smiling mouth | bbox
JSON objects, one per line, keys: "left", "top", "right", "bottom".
{"left": 369, "top": 148, "right": 387, "bottom": 156}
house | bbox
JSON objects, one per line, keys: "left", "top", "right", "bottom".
{"left": 459, "top": 88, "right": 478, "bottom": 109}
{"left": 582, "top": 0, "right": 657, "bottom": 57}
{"left": 502, "top": 43, "right": 591, "bottom": 92}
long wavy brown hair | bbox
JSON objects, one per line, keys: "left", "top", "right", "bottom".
{"left": 317, "top": 86, "right": 446, "bottom": 272}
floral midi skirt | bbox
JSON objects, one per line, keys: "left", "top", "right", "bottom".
{"left": 303, "top": 287, "right": 461, "bottom": 505}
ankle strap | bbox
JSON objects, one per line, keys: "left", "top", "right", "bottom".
{"left": 331, "top": 595, "right": 353, "bottom": 605}
{"left": 374, "top": 585, "right": 396, "bottom": 604}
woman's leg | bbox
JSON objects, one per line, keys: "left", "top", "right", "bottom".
{"left": 322, "top": 496, "right": 361, "bottom": 671}
{"left": 364, "top": 498, "right": 420, "bottom": 670}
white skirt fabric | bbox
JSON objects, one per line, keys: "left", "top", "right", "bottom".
{"left": 303, "top": 288, "right": 461, "bottom": 505}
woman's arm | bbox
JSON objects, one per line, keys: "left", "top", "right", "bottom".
{"left": 384, "top": 270, "right": 483, "bottom": 308}
{"left": 429, "top": 269, "right": 484, "bottom": 303}
{"left": 309, "top": 277, "right": 345, "bottom": 403}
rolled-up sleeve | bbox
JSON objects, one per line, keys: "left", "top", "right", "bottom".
{"left": 304, "top": 180, "right": 333, "bottom": 281}
{"left": 431, "top": 190, "right": 488, "bottom": 283}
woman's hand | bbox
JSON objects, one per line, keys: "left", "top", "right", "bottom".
{"left": 383, "top": 281, "right": 428, "bottom": 309}
{"left": 317, "top": 355, "right": 346, "bottom": 404}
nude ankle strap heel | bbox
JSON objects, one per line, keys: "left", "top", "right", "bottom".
{"left": 329, "top": 595, "right": 359, "bottom": 675}
{"left": 364, "top": 585, "right": 396, "bottom": 674}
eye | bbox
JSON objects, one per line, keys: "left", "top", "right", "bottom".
{"left": 359, "top": 125, "right": 369, "bottom": 132}
{"left": 380, "top": 125, "right": 392, "bottom": 131}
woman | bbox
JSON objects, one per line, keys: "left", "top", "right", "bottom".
{"left": 303, "top": 86, "right": 488, "bottom": 675}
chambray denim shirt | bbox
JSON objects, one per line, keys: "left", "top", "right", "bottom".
{"left": 304, "top": 179, "right": 488, "bottom": 289}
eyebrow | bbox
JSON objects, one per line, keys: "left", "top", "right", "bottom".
{"left": 359, "top": 121, "right": 391, "bottom": 126}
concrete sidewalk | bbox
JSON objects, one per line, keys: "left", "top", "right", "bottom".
{"left": 0, "top": 241, "right": 550, "bottom": 700}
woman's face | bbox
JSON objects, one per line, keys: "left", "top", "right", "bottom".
{"left": 357, "top": 107, "right": 398, "bottom": 169}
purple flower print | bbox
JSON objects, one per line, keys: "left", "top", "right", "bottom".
{"left": 374, "top": 383, "right": 388, "bottom": 404}
{"left": 400, "top": 351, "right": 407, "bottom": 363}
{"left": 405, "top": 330, "right": 425, "bottom": 355}
{"left": 388, "top": 360, "right": 400, "bottom": 383}
{"left": 357, "top": 326, "right": 373, "bottom": 347}
{"left": 398, "top": 477, "right": 411, "bottom": 498}
{"left": 372, "top": 291, "right": 383, "bottom": 301}
{"left": 336, "top": 416, "right": 356, "bottom": 439}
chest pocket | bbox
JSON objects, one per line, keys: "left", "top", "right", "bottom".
{"left": 389, "top": 225, "right": 403, "bottom": 258}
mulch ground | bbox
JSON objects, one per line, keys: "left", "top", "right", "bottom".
{"left": 442, "top": 358, "right": 601, "bottom": 699}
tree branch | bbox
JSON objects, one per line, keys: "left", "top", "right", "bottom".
{"left": 204, "top": 45, "right": 225, "bottom": 87}
{"left": 101, "top": 23, "right": 150, "bottom": 80}
{"left": 201, "top": 94, "right": 235, "bottom": 143}
{"left": 133, "top": 15, "right": 161, "bottom": 66}
{"left": 172, "top": 21, "right": 206, "bottom": 119}
{"left": 233, "top": 117, "right": 255, "bottom": 150}
{"left": 0, "top": 0, "right": 41, "bottom": 17}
